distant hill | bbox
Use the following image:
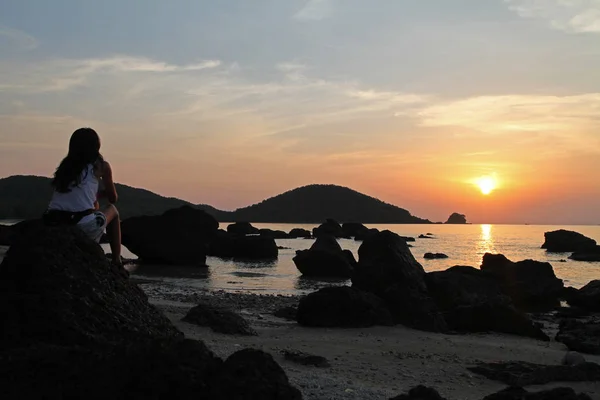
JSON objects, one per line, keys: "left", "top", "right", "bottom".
{"left": 0, "top": 177, "right": 430, "bottom": 224}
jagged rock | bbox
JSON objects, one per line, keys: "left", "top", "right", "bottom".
{"left": 227, "top": 221, "right": 259, "bottom": 235}
{"left": 293, "top": 235, "right": 354, "bottom": 278}
{"left": 445, "top": 213, "right": 467, "bottom": 224}
{"left": 426, "top": 266, "right": 548, "bottom": 340}
{"left": 260, "top": 228, "right": 289, "bottom": 239}
{"left": 273, "top": 306, "right": 297, "bottom": 321}
{"left": 282, "top": 350, "right": 330, "bottom": 368}
{"left": 313, "top": 219, "right": 345, "bottom": 238}
{"left": 297, "top": 286, "right": 393, "bottom": 328}
{"left": 480, "top": 253, "right": 564, "bottom": 311}
{"left": 389, "top": 385, "right": 447, "bottom": 400}
{"left": 352, "top": 230, "right": 447, "bottom": 332}
{"left": 556, "top": 318, "right": 600, "bottom": 355}
{"left": 288, "top": 228, "right": 312, "bottom": 238}
{"left": 469, "top": 361, "right": 600, "bottom": 386}
{"left": 121, "top": 206, "right": 218, "bottom": 266}
{"left": 483, "top": 387, "right": 593, "bottom": 400}
{"left": 210, "top": 230, "right": 278, "bottom": 259}
{"left": 0, "top": 224, "right": 181, "bottom": 350}
{"left": 566, "top": 280, "right": 600, "bottom": 311}
{"left": 570, "top": 245, "right": 600, "bottom": 262}
{"left": 183, "top": 302, "right": 257, "bottom": 336}
{"left": 542, "top": 229, "right": 597, "bottom": 252}
{"left": 341, "top": 222, "right": 369, "bottom": 238}
{"left": 424, "top": 253, "right": 448, "bottom": 259}
{"left": 354, "top": 228, "right": 380, "bottom": 241}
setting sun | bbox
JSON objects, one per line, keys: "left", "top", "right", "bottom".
{"left": 476, "top": 176, "right": 497, "bottom": 195}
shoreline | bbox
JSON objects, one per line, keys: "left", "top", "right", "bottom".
{"left": 141, "top": 281, "right": 600, "bottom": 400}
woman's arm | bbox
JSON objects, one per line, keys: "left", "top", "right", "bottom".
{"left": 98, "top": 161, "right": 118, "bottom": 204}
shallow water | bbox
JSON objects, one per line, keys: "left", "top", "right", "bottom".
{"left": 2, "top": 221, "right": 599, "bottom": 295}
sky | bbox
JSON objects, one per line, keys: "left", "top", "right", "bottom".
{"left": 1, "top": 0, "right": 599, "bottom": 225}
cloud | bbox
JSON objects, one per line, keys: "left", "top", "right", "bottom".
{"left": 294, "top": 0, "right": 333, "bottom": 21}
{"left": 0, "top": 26, "right": 39, "bottom": 50}
{"left": 505, "top": 0, "right": 600, "bottom": 33}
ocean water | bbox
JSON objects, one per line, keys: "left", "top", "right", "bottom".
{"left": 1, "top": 222, "right": 599, "bottom": 295}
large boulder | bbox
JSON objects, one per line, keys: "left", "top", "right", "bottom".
{"left": 569, "top": 245, "right": 600, "bottom": 262}
{"left": 313, "top": 219, "right": 345, "bottom": 238}
{"left": 182, "top": 302, "right": 257, "bottom": 336}
{"left": 210, "top": 230, "right": 278, "bottom": 259}
{"left": 354, "top": 228, "right": 380, "bottom": 242}
{"left": 0, "top": 224, "right": 182, "bottom": 350}
{"left": 297, "top": 286, "right": 394, "bottom": 328}
{"left": 352, "top": 230, "right": 447, "bottom": 332}
{"left": 445, "top": 213, "right": 467, "bottom": 224}
{"left": 341, "top": 222, "right": 369, "bottom": 238}
{"left": 227, "top": 222, "right": 259, "bottom": 235}
{"left": 566, "top": 280, "right": 600, "bottom": 311}
{"left": 542, "top": 229, "right": 596, "bottom": 252}
{"left": 259, "top": 228, "right": 289, "bottom": 239}
{"left": 556, "top": 318, "right": 600, "bottom": 355}
{"left": 480, "top": 253, "right": 564, "bottom": 311}
{"left": 389, "top": 385, "right": 447, "bottom": 400}
{"left": 121, "top": 206, "right": 219, "bottom": 266}
{"left": 426, "top": 266, "right": 548, "bottom": 340}
{"left": 293, "top": 235, "right": 355, "bottom": 278}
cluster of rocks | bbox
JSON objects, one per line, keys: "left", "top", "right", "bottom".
{"left": 0, "top": 224, "right": 301, "bottom": 399}
{"left": 390, "top": 385, "right": 593, "bottom": 400}
{"left": 542, "top": 229, "right": 600, "bottom": 261}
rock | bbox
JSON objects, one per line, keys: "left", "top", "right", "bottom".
{"left": 313, "top": 219, "right": 345, "bottom": 238}
{"left": 341, "top": 222, "right": 369, "bottom": 238}
{"left": 210, "top": 230, "right": 278, "bottom": 259}
{"left": 426, "top": 266, "right": 548, "bottom": 340}
{"left": 480, "top": 253, "right": 564, "bottom": 311}
{"left": 0, "top": 223, "right": 12, "bottom": 245}
{"left": 293, "top": 235, "right": 354, "bottom": 278}
{"left": 556, "top": 318, "right": 600, "bottom": 355}
{"left": 424, "top": 253, "right": 448, "bottom": 259}
{"left": 469, "top": 360, "right": 600, "bottom": 386}
{"left": 352, "top": 230, "right": 447, "bottom": 332}
{"left": 260, "top": 228, "right": 289, "bottom": 239}
{"left": 445, "top": 213, "right": 467, "bottom": 224}
{"left": 227, "top": 221, "right": 259, "bottom": 235}
{"left": 274, "top": 306, "right": 297, "bottom": 321}
{"left": 389, "top": 385, "right": 448, "bottom": 400}
{"left": 400, "top": 235, "right": 417, "bottom": 242}
{"left": 282, "top": 350, "right": 330, "bottom": 368}
{"left": 562, "top": 351, "right": 586, "bottom": 366}
{"left": 208, "top": 349, "right": 302, "bottom": 400}
{"left": 289, "top": 228, "right": 312, "bottom": 238}
{"left": 182, "top": 302, "right": 257, "bottom": 336}
{"left": 0, "top": 224, "right": 181, "bottom": 350}
{"left": 483, "top": 387, "right": 593, "bottom": 400}
{"left": 121, "top": 206, "right": 218, "bottom": 266}
{"left": 567, "top": 280, "right": 600, "bottom": 311}
{"left": 297, "top": 286, "right": 394, "bottom": 328}
{"left": 419, "top": 234, "right": 435, "bottom": 239}
{"left": 569, "top": 245, "right": 600, "bottom": 262}
{"left": 542, "top": 229, "right": 597, "bottom": 252}
{"left": 354, "top": 228, "right": 380, "bottom": 241}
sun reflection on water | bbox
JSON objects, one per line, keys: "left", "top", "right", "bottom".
{"left": 477, "top": 224, "right": 496, "bottom": 259}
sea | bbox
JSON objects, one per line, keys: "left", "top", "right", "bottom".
{"left": 1, "top": 221, "right": 599, "bottom": 295}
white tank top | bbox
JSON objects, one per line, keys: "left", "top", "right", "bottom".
{"left": 48, "top": 164, "right": 99, "bottom": 224}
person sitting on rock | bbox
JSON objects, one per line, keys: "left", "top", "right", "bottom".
{"left": 44, "top": 127, "right": 122, "bottom": 267}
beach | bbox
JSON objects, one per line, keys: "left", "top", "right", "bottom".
{"left": 141, "top": 279, "right": 600, "bottom": 400}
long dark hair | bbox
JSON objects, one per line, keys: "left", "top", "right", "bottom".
{"left": 52, "top": 128, "right": 104, "bottom": 193}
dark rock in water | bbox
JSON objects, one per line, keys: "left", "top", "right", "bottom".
{"left": 183, "top": 302, "right": 257, "bottom": 336}
{"left": 542, "top": 229, "right": 596, "bottom": 252}
{"left": 260, "top": 228, "right": 290, "bottom": 239}
{"left": 209, "top": 349, "right": 302, "bottom": 400}
{"left": 293, "top": 235, "right": 354, "bottom": 278}
{"left": 483, "top": 386, "right": 593, "bottom": 400}
{"left": 313, "top": 218, "right": 346, "bottom": 238}
{"left": 210, "top": 230, "right": 278, "bottom": 259}
{"left": 122, "top": 206, "right": 218, "bottom": 266}
{"left": 289, "top": 228, "right": 312, "bottom": 238}
{"left": 341, "top": 222, "right": 369, "bottom": 238}
{"left": 0, "top": 224, "right": 181, "bottom": 350}
{"left": 274, "top": 306, "right": 297, "bottom": 321}
{"left": 297, "top": 286, "right": 393, "bottom": 328}
{"left": 556, "top": 318, "right": 600, "bottom": 355}
{"left": 445, "top": 213, "right": 467, "bottom": 224}
{"left": 469, "top": 360, "right": 600, "bottom": 386}
{"left": 426, "top": 266, "right": 548, "bottom": 340}
{"left": 400, "top": 235, "right": 416, "bottom": 242}
{"left": 480, "top": 253, "right": 564, "bottom": 311}
{"left": 569, "top": 245, "right": 600, "bottom": 262}
{"left": 424, "top": 252, "right": 448, "bottom": 259}
{"left": 389, "top": 385, "right": 447, "bottom": 400}
{"left": 566, "top": 280, "right": 600, "bottom": 311}
{"left": 353, "top": 230, "right": 447, "bottom": 332}
{"left": 419, "top": 234, "right": 435, "bottom": 239}
{"left": 227, "top": 221, "right": 259, "bottom": 235}
{"left": 282, "top": 350, "right": 330, "bottom": 368}
{"left": 354, "top": 228, "right": 380, "bottom": 242}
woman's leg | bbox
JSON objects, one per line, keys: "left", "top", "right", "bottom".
{"left": 103, "top": 204, "right": 122, "bottom": 265}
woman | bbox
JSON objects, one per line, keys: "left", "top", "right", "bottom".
{"left": 45, "top": 128, "right": 122, "bottom": 267}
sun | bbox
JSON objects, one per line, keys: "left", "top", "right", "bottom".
{"left": 476, "top": 176, "right": 496, "bottom": 195}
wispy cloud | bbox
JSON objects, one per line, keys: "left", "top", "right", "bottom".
{"left": 505, "top": 0, "right": 600, "bottom": 33}
{"left": 0, "top": 25, "right": 39, "bottom": 50}
{"left": 294, "top": 0, "right": 334, "bottom": 21}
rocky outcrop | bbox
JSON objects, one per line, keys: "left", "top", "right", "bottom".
{"left": 354, "top": 228, "right": 380, "bottom": 241}
{"left": 352, "top": 230, "right": 447, "bottom": 332}
{"left": 293, "top": 235, "right": 355, "bottom": 278}
{"left": 288, "top": 228, "right": 312, "bottom": 238}
{"left": 297, "top": 286, "right": 394, "bottom": 328}
{"left": 566, "top": 280, "right": 600, "bottom": 311}
{"left": 282, "top": 350, "right": 330, "bottom": 368}
{"left": 419, "top": 234, "right": 435, "bottom": 239}
{"left": 390, "top": 385, "right": 447, "bottom": 400}
{"left": 426, "top": 266, "right": 548, "bottom": 340}
{"left": 480, "top": 253, "right": 564, "bottom": 311}
{"left": 121, "top": 206, "right": 218, "bottom": 266}
{"left": 424, "top": 253, "right": 448, "bottom": 259}
{"left": 542, "top": 229, "right": 596, "bottom": 252}
{"left": 569, "top": 245, "right": 600, "bottom": 262}
{"left": 482, "top": 387, "right": 593, "bottom": 400}
{"left": 0, "top": 223, "right": 11, "bottom": 245}
{"left": 210, "top": 230, "right": 278, "bottom": 259}
{"left": 556, "top": 318, "right": 600, "bottom": 355}
{"left": 341, "top": 222, "right": 369, "bottom": 238}
{"left": 260, "top": 228, "right": 289, "bottom": 239}
{"left": 183, "top": 302, "right": 257, "bottom": 336}
{"left": 313, "top": 219, "right": 346, "bottom": 238}
{"left": 227, "top": 221, "right": 259, "bottom": 235}
{"left": 469, "top": 361, "right": 600, "bottom": 386}
{"left": 445, "top": 213, "right": 467, "bottom": 224}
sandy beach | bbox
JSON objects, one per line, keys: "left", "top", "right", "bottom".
{"left": 140, "top": 279, "right": 600, "bottom": 400}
